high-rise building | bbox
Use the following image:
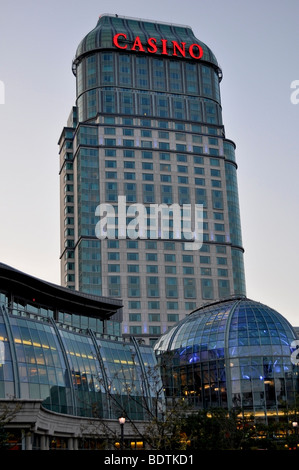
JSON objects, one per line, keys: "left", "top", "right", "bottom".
{"left": 58, "top": 14, "right": 246, "bottom": 344}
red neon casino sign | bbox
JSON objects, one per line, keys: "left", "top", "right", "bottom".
{"left": 113, "top": 33, "right": 204, "bottom": 60}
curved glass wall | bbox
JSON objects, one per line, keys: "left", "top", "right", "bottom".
{"left": 77, "top": 51, "right": 222, "bottom": 123}
{"left": 155, "top": 298, "right": 299, "bottom": 418}
{"left": 0, "top": 302, "right": 161, "bottom": 420}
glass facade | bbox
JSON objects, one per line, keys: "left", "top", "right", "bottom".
{"left": 154, "top": 298, "right": 299, "bottom": 419}
{"left": 0, "top": 264, "right": 161, "bottom": 421}
{"left": 59, "top": 14, "right": 246, "bottom": 344}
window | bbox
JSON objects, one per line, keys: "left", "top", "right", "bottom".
{"left": 184, "top": 278, "right": 196, "bottom": 298}
{"left": 147, "top": 277, "right": 159, "bottom": 297}
{"left": 104, "top": 127, "right": 116, "bottom": 135}
{"left": 165, "top": 254, "right": 176, "bottom": 262}
{"left": 128, "top": 301, "right": 141, "bottom": 309}
{"left": 168, "top": 314, "right": 179, "bottom": 322}
{"left": 177, "top": 165, "right": 188, "bottom": 173}
{"left": 146, "top": 253, "right": 157, "bottom": 261}
{"left": 160, "top": 153, "right": 170, "bottom": 161}
{"left": 148, "top": 301, "right": 160, "bottom": 310}
{"left": 108, "top": 252, "right": 119, "bottom": 260}
{"left": 142, "top": 162, "right": 153, "bottom": 170}
{"left": 165, "top": 266, "right": 176, "bottom": 274}
{"left": 128, "top": 276, "right": 140, "bottom": 297}
{"left": 147, "top": 265, "right": 158, "bottom": 273}
{"left": 166, "top": 277, "right": 178, "bottom": 298}
{"left": 123, "top": 128, "right": 134, "bottom": 136}
{"left": 143, "top": 173, "right": 154, "bottom": 181}
{"left": 105, "top": 138, "right": 116, "bottom": 146}
{"left": 129, "top": 313, "right": 141, "bottom": 322}
{"left": 127, "top": 252, "right": 139, "bottom": 260}
{"left": 160, "top": 163, "right": 171, "bottom": 171}
{"left": 108, "top": 276, "right": 121, "bottom": 297}
{"left": 178, "top": 176, "right": 188, "bottom": 184}
{"left": 159, "top": 131, "right": 169, "bottom": 139}
{"left": 105, "top": 171, "right": 117, "bottom": 179}
{"left": 105, "top": 160, "right": 117, "bottom": 168}
{"left": 149, "top": 326, "right": 161, "bottom": 335}
{"left": 108, "top": 265, "right": 120, "bottom": 272}
{"left": 142, "top": 151, "right": 153, "bottom": 159}
{"left": 128, "top": 265, "right": 139, "bottom": 273}
{"left": 124, "top": 172, "right": 136, "bottom": 180}
{"left": 127, "top": 240, "right": 138, "bottom": 249}
{"left": 218, "top": 279, "right": 230, "bottom": 298}
{"left": 167, "top": 301, "right": 178, "bottom": 310}
{"left": 211, "top": 169, "right": 221, "bottom": 177}
{"left": 145, "top": 241, "right": 157, "bottom": 249}
{"left": 218, "top": 268, "right": 228, "bottom": 277}
{"left": 183, "top": 266, "right": 194, "bottom": 275}
{"left": 210, "top": 158, "right": 220, "bottom": 166}
{"left": 164, "top": 242, "right": 175, "bottom": 250}
{"left": 130, "top": 326, "right": 142, "bottom": 335}
{"left": 201, "top": 279, "right": 214, "bottom": 299}
{"left": 124, "top": 161, "right": 135, "bottom": 169}
{"left": 185, "top": 302, "right": 196, "bottom": 310}
{"left": 149, "top": 314, "right": 160, "bottom": 322}
{"left": 161, "top": 174, "right": 172, "bottom": 182}
{"left": 201, "top": 267, "right": 211, "bottom": 276}
{"left": 123, "top": 139, "right": 134, "bottom": 147}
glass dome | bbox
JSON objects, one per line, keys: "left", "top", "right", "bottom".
{"left": 155, "top": 297, "right": 299, "bottom": 418}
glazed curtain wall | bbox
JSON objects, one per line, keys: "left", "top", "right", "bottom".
{"left": 0, "top": 301, "right": 160, "bottom": 420}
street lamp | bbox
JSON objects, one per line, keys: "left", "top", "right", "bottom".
{"left": 119, "top": 416, "right": 126, "bottom": 449}
{"left": 292, "top": 421, "right": 298, "bottom": 433}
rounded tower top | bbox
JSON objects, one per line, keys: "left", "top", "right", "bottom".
{"left": 73, "top": 14, "right": 222, "bottom": 78}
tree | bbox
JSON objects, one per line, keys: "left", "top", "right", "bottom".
{"left": 0, "top": 400, "right": 23, "bottom": 449}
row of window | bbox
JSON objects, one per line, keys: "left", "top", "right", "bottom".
{"left": 98, "top": 116, "right": 221, "bottom": 134}
{"left": 106, "top": 159, "right": 221, "bottom": 173}
{"left": 107, "top": 265, "right": 228, "bottom": 277}
{"left": 106, "top": 240, "right": 227, "bottom": 251}
{"left": 129, "top": 313, "right": 179, "bottom": 322}
{"left": 80, "top": 88, "right": 221, "bottom": 122}
{"left": 104, "top": 174, "right": 222, "bottom": 190}
{"left": 101, "top": 154, "right": 221, "bottom": 170}
{"left": 78, "top": 51, "right": 220, "bottom": 98}
{"left": 105, "top": 276, "right": 230, "bottom": 299}
{"left": 100, "top": 139, "right": 220, "bottom": 154}
{"left": 107, "top": 253, "right": 227, "bottom": 263}
{"left": 129, "top": 325, "right": 162, "bottom": 336}
{"left": 104, "top": 189, "right": 224, "bottom": 208}
{"left": 128, "top": 300, "right": 197, "bottom": 311}
{"left": 101, "top": 126, "right": 219, "bottom": 146}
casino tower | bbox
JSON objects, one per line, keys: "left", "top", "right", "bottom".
{"left": 58, "top": 14, "right": 246, "bottom": 344}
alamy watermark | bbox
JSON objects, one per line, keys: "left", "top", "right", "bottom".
{"left": 95, "top": 196, "right": 203, "bottom": 251}
{"left": 290, "top": 80, "right": 299, "bottom": 104}
{"left": 0, "top": 80, "right": 5, "bottom": 104}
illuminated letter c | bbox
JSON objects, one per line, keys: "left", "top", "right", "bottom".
{"left": 113, "top": 33, "right": 127, "bottom": 49}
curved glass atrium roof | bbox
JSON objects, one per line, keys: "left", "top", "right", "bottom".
{"left": 154, "top": 297, "right": 299, "bottom": 416}
{"left": 155, "top": 297, "right": 297, "bottom": 356}
{"left": 0, "top": 264, "right": 162, "bottom": 421}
